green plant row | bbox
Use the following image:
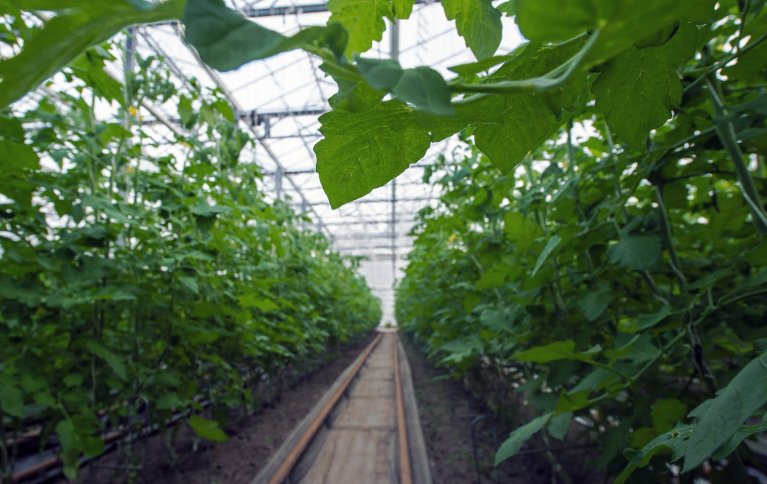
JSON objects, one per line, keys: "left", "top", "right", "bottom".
{"left": 396, "top": 112, "right": 767, "bottom": 481}
{"left": 0, "top": 42, "right": 380, "bottom": 479}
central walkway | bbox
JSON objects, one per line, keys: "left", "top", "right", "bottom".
{"left": 300, "top": 333, "right": 398, "bottom": 483}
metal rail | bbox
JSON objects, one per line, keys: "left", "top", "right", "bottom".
{"left": 394, "top": 339, "right": 413, "bottom": 484}
{"left": 265, "top": 333, "right": 414, "bottom": 484}
{"left": 268, "top": 333, "right": 384, "bottom": 484}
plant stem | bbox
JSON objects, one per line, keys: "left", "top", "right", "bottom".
{"left": 542, "top": 434, "right": 575, "bottom": 484}
{"left": 654, "top": 185, "right": 687, "bottom": 289}
{"left": 567, "top": 123, "right": 596, "bottom": 273}
{"left": 450, "top": 30, "right": 601, "bottom": 97}
{"left": 0, "top": 412, "right": 9, "bottom": 482}
{"left": 706, "top": 77, "right": 767, "bottom": 234}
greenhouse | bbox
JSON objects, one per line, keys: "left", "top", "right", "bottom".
{"left": 1, "top": 0, "right": 767, "bottom": 482}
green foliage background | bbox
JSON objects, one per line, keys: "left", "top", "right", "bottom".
{"left": 0, "top": 37, "right": 380, "bottom": 479}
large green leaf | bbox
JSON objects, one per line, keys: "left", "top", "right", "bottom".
{"left": 621, "top": 424, "right": 691, "bottom": 470}
{"left": 711, "top": 417, "right": 767, "bottom": 460}
{"left": 156, "top": 393, "right": 185, "bottom": 410}
{"left": 0, "top": 0, "right": 183, "bottom": 108}
{"left": 462, "top": 41, "right": 588, "bottom": 173}
{"left": 495, "top": 414, "right": 551, "bottom": 464}
{"left": 184, "top": 0, "right": 346, "bottom": 71}
{"left": 328, "top": 0, "right": 392, "bottom": 56}
{"left": 355, "top": 57, "right": 453, "bottom": 115}
{"left": 618, "top": 417, "right": 767, "bottom": 482}
{"left": 593, "top": 23, "right": 699, "bottom": 149}
{"left": 441, "top": 0, "right": 502, "bottom": 59}
{"left": 322, "top": 62, "right": 385, "bottom": 113}
{"left": 315, "top": 101, "right": 433, "bottom": 208}
{"left": 178, "top": 275, "right": 199, "bottom": 295}
{"left": 725, "top": 10, "right": 767, "bottom": 82}
{"left": 468, "top": 94, "right": 561, "bottom": 173}
{"left": 392, "top": 0, "right": 416, "bottom": 19}
{"left": 514, "top": 0, "right": 714, "bottom": 64}
{"left": 55, "top": 415, "right": 105, "bottom": 479}
{"left": 240, "top": 294, "right": 280, "bottom": 312}
{"left": 69, "top": 50, "right": 125, "bottom": 105}
{"left": 682, "top": 351, "right": 767, "bottom": 472}
{"left": 514, "top": 0, "right": 604, "bottom": 43}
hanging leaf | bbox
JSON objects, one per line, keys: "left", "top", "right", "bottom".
{"left": 189, "top": 414, "right": 228, "bottom": 442}
{"left": 547, "top": 412, "right": 573, "bottom": 440}
{"left": 578, "top": 284, "right": 613, "bottom": 321}
{"left": 184, "top": 0, "right": 347, "bottom": 70}
{"left": 682, "top": 351, "right": 767, "bottom": 472}
{"left": 315, "top": 101, "right": 432, "bottom": 208}
{"left": 531, "top": 235, "right": 561, "bottom": 277}
{"left": 496, "top": 414, "right": 551, "bottom": 464}
{"left": 355, "top": 57, "right": 453, "bottom": 115}
{"left": 178, "top": 276, "right": 199, "bottom": 295}
{"left": 441, "top": 0, "right": 502, "bottom": 59}
{"left": 85, "top": 340, "right": 127, "bottom": 380}
{"left": 593, "top": 23, "right": 699, "bottom": 150}
{"left": 636, "top": 305, "right": 673, "bottom": 330}
{"left": 0, "top": 0, "right": 183, "bottom": 108}
{"left": 515, "top": 340, "right": 601, "bottom": 363}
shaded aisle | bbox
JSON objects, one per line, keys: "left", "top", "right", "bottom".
{"left": 254, "top": 331, "right": 431, "bottom": 484}
{"left": 299, "top": 333, "right": 398, "bottom": 483}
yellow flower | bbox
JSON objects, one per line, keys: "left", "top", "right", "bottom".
{"left": 128, "top": 106, "right": 139, "bottom": 117}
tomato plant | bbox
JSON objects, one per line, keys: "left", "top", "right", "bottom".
{"left": 0, "top": 38, "right": 380, "bottom": 479}
{"left": 397, "top": 90, "right": 767, "bottom": 483}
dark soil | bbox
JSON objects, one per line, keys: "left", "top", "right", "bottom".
{"left": 401, "top": 337, "right": 602, "bottom": 484}
{"left": 70, "top": 333, "right": 601, "bottom": 484}
{"left": 74, "top": 333, "right": 377, "bottom": 484}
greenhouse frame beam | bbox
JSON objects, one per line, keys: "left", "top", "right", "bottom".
{"left": 389, "top": 19, "right": 400, "bottom": 288}
{"left": 139, "top": 107, "right": 325, "bottom": 133}
{"left": 156, "top": 0, "right": 435, "bottom": 25}
{"left": 322, "top": 218, "right": 414, "bottom": 226}
{"left": 334, "top": 232, "right": 413, "bottom": 240}
{"left": 236, "top": 0, "right": 439, "bottom": 17}
{"left": 302, "top": 196, "right": 433, "bottom": 207}
{"left": 240, "top": 107, "right": 326, "bottom": 125}
{"left": 348, "top": 253, "right": 408, "bottom": 261}
{"left": 334, "top": 244, "right": 413, "bottom": 251}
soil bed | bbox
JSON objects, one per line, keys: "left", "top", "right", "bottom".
{"left": 73, "top": 333, "right": 377, "bottom": 484}
{"left": 401, "top": 337, "right": 601, "bottom": 484}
